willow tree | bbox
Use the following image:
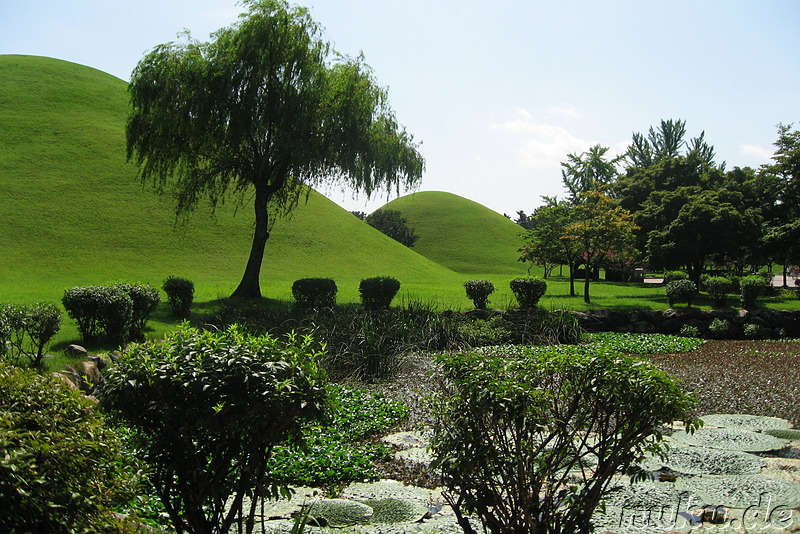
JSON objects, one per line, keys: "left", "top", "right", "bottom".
{"left": 127, "top": 0, "right": 424, "bottom": 299}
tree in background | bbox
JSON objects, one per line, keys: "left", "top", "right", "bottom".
{"left": 365, "top": 208, "right": 419, "bottom": 247}
{"left": 563, "top": 191, "right": 638, "bottom": 303}
{"left": 561, "top": 144, "right": 620, "bottom": 201}
{"left": 126, "top": 0, "right": 424, "bottom": 299}
{"left": 518, "top": 198, "right": 580, "bottom": 294}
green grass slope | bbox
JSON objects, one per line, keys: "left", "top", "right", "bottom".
{"left": 0, "top": 55, "right": 464, "bottom": 308}
{"left": 381, "top": 191, "right": 530, "bottom": 275}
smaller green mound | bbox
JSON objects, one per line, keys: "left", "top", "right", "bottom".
{"left": 646, "top": 446, "right": 766, "bottom": 475}
{"left": 764, "top": 428, "right": 800, "bottom": 440}
{"left": 305, "top": 499, "right": 373, "bottom": 526}
{"left": 672, "top": 428, "right": 788, "bottom": 453}
{"left": 585, "top": 332, "right": 704, "bottom": 354}
{"left": 676, "top": 474, "right": 800, "bottom": 508}
{"left": 361, "top": 498, "right": 419, "bottom": 523}
{"left": 700, "top": 414, "right": 792, "bottom": 431}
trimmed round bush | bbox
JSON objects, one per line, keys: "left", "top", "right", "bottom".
{"left": 359, "top": 277, "right": 401, "bottom": 311}
{"left": 703, "top": 276, "right": 734, "bottom": 307}
{"left": 665, "top": 279, "right": 697, "bottom": 307}
{"left": 708, "top": 318, "right": 730, "bottom": 339}
{"left": 293, "top": 278, "right": 338, "bottom": 309}
{"left": 509, "top": 277, "right": 547, "bottom": 308}
{"left": 464, "top": 280, "right": 494, "bottom": 310}
{"left": 742, "top": 322, "right": 763, "bottom": 340}
{"left": 116, "top": 283, "right": 160, "bottom": 341}
{"left": 162, "top": 276, "right": 194, "bottom": 318}
{"left": 62, "top": 285, "right": 133, "bottom": 344}
{"left": 740, "top": 275, "right": 767, "bottom": 309}
{"left": 664, "top": 270, "right": 689, "bottom": 284}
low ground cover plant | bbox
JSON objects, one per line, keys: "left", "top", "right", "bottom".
{"left": 268, "top": 385, "right": 409, "bottom": 486}
{"left": 584, "top": 332, "right": 705, "bottom": 354}
{"left": 431, "top": 345, "right": 698, "bottom": 534}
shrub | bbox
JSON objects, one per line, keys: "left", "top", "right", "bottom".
{"left": 664, "top": 270, "right": 689, "bottom": 284}
{"left": 0, "top": 303, "right": 62, "bottom": 367}
{"left": 740, "top": 274, "right": 767, "bottom": 309}
{"left": 116, "top": 283, "right": 160, "bottom": 341}
{"left": 19, "top": 302, "right": 61, "bottom": 366}
{"left": 679, "top": 324, "right": 701, "bottom": 338}
{"left": 0, "top": 362, "right": 140, "bottom": 533}
{"left": 666, "top": 279, "right": 697, "bottom": 307}
{"left": 98, "top": 324, "right": 327, "bottom": 534}
{"left": 509, "top": 276, "right": 547, "bottom": 308}
{"left": 704, "top": 276, "right": 734, "bottom": 307}
{"left": 464, "top": 279, "right": 494, "bottom": 310}
{"left": 162, "top": 276, "right": 194, "bottom": 318}
{"left": 708, "top": 318, "right": 730, "bottom": 339}
{"left": 62, "top": 286, "right": 105, "bottom": 342}
{"left": 62, "top": 285, "right": 134, "bottom": 344}
{"left": 365, "top": 209, "right": 418, "bottom": 247}
{"left": 359, "top": 277, "right": 401, "bottom": 311}
{"left": 743, "top": 323, "right": 763, "bottom": 340}
{"left": 431, "top": 347, "right": 698, "bottom": 534}
{"left": 292, "top": 278, "right": 338, "bottom": 309}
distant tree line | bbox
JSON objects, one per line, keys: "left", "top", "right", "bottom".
{"left": 516, "top": 120, "right": 800, "bottom": 303}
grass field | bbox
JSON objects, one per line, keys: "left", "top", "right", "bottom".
{"left": 2, "top": 54, "right": 799, "bottom": 358}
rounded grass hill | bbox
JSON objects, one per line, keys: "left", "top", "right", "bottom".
{"left": 0, "top": 55, "right": 473, "bottom": 307}
{"left": 380, "top": 191, "right": 528, "bottom": 275}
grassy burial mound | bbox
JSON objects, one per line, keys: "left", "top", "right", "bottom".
{"left": 380, "top": 191, "right": 529, "bottom": 275}
{"left": 0, "top": 55, "right": 462, "bottom": 305}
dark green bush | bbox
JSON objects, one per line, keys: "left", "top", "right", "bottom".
{"left": 62, "top": 285, "right": 130, "bottom": 344}
{"left": 116, "top": 283, "right": 160, "bottom": 341}
{"left": 703, "top": 276, "right": 734, "bottom": 307}
{"left": 0, "top": 362, "right": 140, "bottom": 533}
{"left": 666, "top": 279, "right": 697, "bottom": 307}
{"left": 509, "top": 276, "right": 547, "bottom": 308}
{"left": 664, "top": 270, "right": 689, "bottom": 284}
{"left": 740, "top": 274, "right": 767, "bottom": 309}
{"left": 62, "top": 286, "right": 105, "bottom": 342}
{"left": 0, "top": 303, "right": 61, "bottom": 366}
{"left": 359, "top": 277, "right": 401, "bottom": 311}
{"left": 708, "top": 318, "right": 730, "bottom": 339}
{"left": 162, "top": 276, "right": 194, "bottom": 318}
{"left": 98, "top": 324, "right": 327, "bottom": 534}
{"left": 680, "top": 324, "right": 701, "bottom": 338}
{"left": 743, "top": 323, "right": 763, "bottom": 340}
{"left": 464, "top": 279, "right": 494, "bottom": 309}
{"left": 292, "top": 278, "right": 338, "bottom": 309}
{"left": 431, "top": 346, "right": 698, "bottom": 534}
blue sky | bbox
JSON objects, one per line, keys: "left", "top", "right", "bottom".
{"left": 2, "top": 0, "right": 798, "bottom": 216}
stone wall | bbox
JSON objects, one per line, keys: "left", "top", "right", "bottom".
{"left": 568, "top": 308, "right": 800, "bottom": 339}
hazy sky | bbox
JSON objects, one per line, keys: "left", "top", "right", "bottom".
{"left": 2, "top": 0, "right": 798, "bottom": 216}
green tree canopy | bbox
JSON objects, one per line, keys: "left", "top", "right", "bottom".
{"left": 127, "top": 0, "right": 424, "bottom": 299}
{"left": 564, "top": 191, "right": 638, "bottom": 303}
{"left": 365, "top": 208, "right": 418, "bottom": 247}
{"left": 561, "top": 144, "right": 620, "bottom": 201}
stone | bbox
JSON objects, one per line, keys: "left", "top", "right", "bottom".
{"left": 65, "top": 344, "right": 88, "bottom": 358}
{"left": 82, "top": 360, "right": 102, "bottom": 387}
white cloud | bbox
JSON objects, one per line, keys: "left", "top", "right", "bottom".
{"left": 547, "top": 103, "right": 581, "bottom": 118}
{"left": 490, "top": 108, "right": 593, "bottom": 169}
{"left": 739, "top": 143, "right": 774, "bottom": 161}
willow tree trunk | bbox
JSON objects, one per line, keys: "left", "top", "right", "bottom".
{"left": 232, "top": 184, "right": 270, "bottom": 299}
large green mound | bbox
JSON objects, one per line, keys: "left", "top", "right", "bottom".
{"left": 380, "top": 191, "right": 528, "bottom": 275}
{"left": 0, "top": 55, "right": 462, "bottom": 304}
